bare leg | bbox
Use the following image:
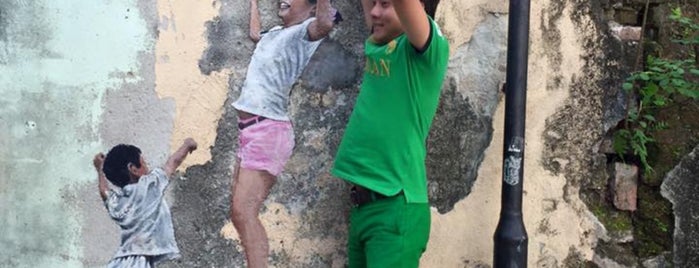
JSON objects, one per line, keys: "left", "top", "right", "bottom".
{"left": 230, "top": 162, "right": 276, "bottom": 268}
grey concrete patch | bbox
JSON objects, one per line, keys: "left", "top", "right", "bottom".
{"left": 427, "top": 14, "right": 507, "bottom": 213}
{"left": 300, "top": 40, "right": 362, "bottom": 91}
{"left": 198, "top": 13, "right": 254, "bottom": 75}
{"left": 99, "top": 52, "right": 175, "bottom": 168}
{"left": 70, "top": 183, "right": 120, "bottom": 267}
{"left": 539, "top": 0, "right": 566, "bottom": 91}
{"left": 661, "top": 145, "right": 699, "bottom": 267}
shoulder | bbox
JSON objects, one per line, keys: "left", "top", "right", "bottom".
{"left": 401, "top": 18, "right": 449, "bottom": 65}
{"left": 298, "top": 17, "right": 317, "bottom": 30}
{"left": 133, "top": 168, "right": 168, "bottom": 189}
{"left": 410, "top": 18, "right": 448, "bottom": 52}
{"left": 297, "top": 17, "right": 320, "bottom": 41}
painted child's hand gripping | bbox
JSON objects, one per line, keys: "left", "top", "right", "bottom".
{"left": 94, "top": 153, "right": 109, "bottom": 200}
{"left": 164, "top": 138, "right": 198, "bottom": 177}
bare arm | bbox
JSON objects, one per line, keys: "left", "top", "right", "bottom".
{"left": 164, "top": 138, "right": 198, "bottom": 177}
{"left": 392, "top": 0, "right": 430, "bottom": 50}
{"left": 249, "top": 0, "right": 262, "bottom": 42}
{"left": 93, "top": 153, "right": 109, "bottom": 201}
{"left": 307, "top": 0, "right": 335, "bottom": 41}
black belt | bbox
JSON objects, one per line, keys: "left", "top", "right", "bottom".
{"left": 350, "top": 186, "right": 393, "bottom": 207}
{"left": 238, "top": 116, "right": 267, "bottom": 130}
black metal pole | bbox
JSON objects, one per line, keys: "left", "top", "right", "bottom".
{"left": 493, "top": 0, "right": 530, "bottom": 266}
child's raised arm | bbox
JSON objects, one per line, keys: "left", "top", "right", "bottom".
{"left": 249, "top": 0, "right": 262, "bottom": 42}
{"left": 164, "top": 138, "right": 198, "bottom": 177}
{"left": 93, "top": 153, "right": 109, "bottom": 201}
{"left": 307, "top": 0, "right": 336, "bottom": 41}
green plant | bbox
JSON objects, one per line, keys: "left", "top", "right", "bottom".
{"left": 614, "top": 7, "right": 699, "bottom": 174}
{"left": 670, "top": 7, "right": 699, "bottom": 46}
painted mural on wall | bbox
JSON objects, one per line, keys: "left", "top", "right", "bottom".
{"left": 5, "top": 0, "right": 695, "bottom": 267}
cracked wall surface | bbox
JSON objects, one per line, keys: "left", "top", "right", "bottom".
{"left": 0, "top": 0, "right": 644, "bottom": 266}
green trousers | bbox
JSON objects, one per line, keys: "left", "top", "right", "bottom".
{"left": 348, "top": 194, "right": 431, "bottom": 268}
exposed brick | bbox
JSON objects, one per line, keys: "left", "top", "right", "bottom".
{"left": 612, "top": 162, "right": 639, "bottom": 211}
{"left": 610, "top": 23, "right": 642, "bottom": 41}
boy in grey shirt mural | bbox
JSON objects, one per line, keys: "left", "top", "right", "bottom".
{"left": 93, "top": 138, "right": 197, "bottom": 267}
{"left": 228, "top": 0, "right": 340, "bottom": 266}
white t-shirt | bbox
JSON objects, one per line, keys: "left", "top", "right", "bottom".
{"left": 104, "top": 168, "right": 179, "bottom": 264}
{"left": 233, "top": 17, "right": 323, "bottom": 121}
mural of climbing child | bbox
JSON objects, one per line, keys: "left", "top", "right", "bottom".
{"left": 227, "top": 0, "right": 341, "bottom": 267}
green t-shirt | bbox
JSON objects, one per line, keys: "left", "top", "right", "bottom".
{"left": 332, "top": 18, "right": 450, "bottom": 203}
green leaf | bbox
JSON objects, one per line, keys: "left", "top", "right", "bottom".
{"left": 672, "top": 79, "right": 686, "bottom": 87}
{"left": 623, "top": 82, "right": 634, "bottom": 91}
{"left": 639, "top": 73, "right": 650, "bottom": 81}
{"left": 643, "top": 83, "right": 659, "bottom": 96}
{"left": 678, "top": 88, "right": 699, "bottom": 99}
{"left": 671, "top": 7, "right": 682, "bottom": 18}
{"left": 643, "top": 114, "right": 656, "bottom": 122}
{"left": 653, "top": 98, "right": 666, "bottom": 106}
{"left": 613, "top": 131, "right": 630, "bottom": 155}
{"left": 649, "top": 66, "right": 664, "bottom": 72}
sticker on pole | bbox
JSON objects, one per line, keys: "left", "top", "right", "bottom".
{"left": 504, "top": 136, "right": 524, "bottom": 186}
{"left": 504, "top": 155, "right": 522, "bottom": 186}
{"left": 508, "top": 136, "right": 524, "bottom": 153}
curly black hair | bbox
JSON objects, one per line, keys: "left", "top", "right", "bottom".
{"left": 103, "top": 144, "right": 142, "bottom": 188}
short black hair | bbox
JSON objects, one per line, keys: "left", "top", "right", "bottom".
{"left": 103, "top": 144, "right": 142, "bottom": 188}
{"left": 308, "top": 0, "right": 316, "bottom": 4}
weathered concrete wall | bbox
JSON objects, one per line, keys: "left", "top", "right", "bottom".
{"left": 661, "top": 145, "right": 699, "bottom": 267}
{"left": 0, "top": 0, "right": 663, "bottom": 267}
{"left": 0, "top": 0, "right": 160, "bottom": 266}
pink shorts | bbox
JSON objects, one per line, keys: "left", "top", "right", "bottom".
{"left": 236, "top": 117, "right": 295, "bottom": 177}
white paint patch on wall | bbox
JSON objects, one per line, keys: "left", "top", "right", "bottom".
{"left": 0, "top": 0, "right": 153, "bottom": 266}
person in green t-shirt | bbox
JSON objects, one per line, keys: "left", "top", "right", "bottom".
{"left": 332, "top": 0, "right": 449, "bottom": 267}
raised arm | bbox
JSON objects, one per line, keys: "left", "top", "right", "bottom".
{"left": 307, "top": 0, "right": 335, "bottom": 41}
{"left": 249, "top": 0, "right": 262, "bottom": 43}
{"left": 392, "top": 0, "right": 430, "bottom": 50}
{"left": 93, "top": 153, "right": 109, "bottom": 201}
{"left": 164, "top": 138, "right": 198, "bottom": 177}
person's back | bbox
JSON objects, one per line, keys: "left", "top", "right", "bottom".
{"left": 104, "top": 168, "right": 179, "bottom": 266}
{"left": 94, "top": 139, "right": 197, "bottom": 267}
